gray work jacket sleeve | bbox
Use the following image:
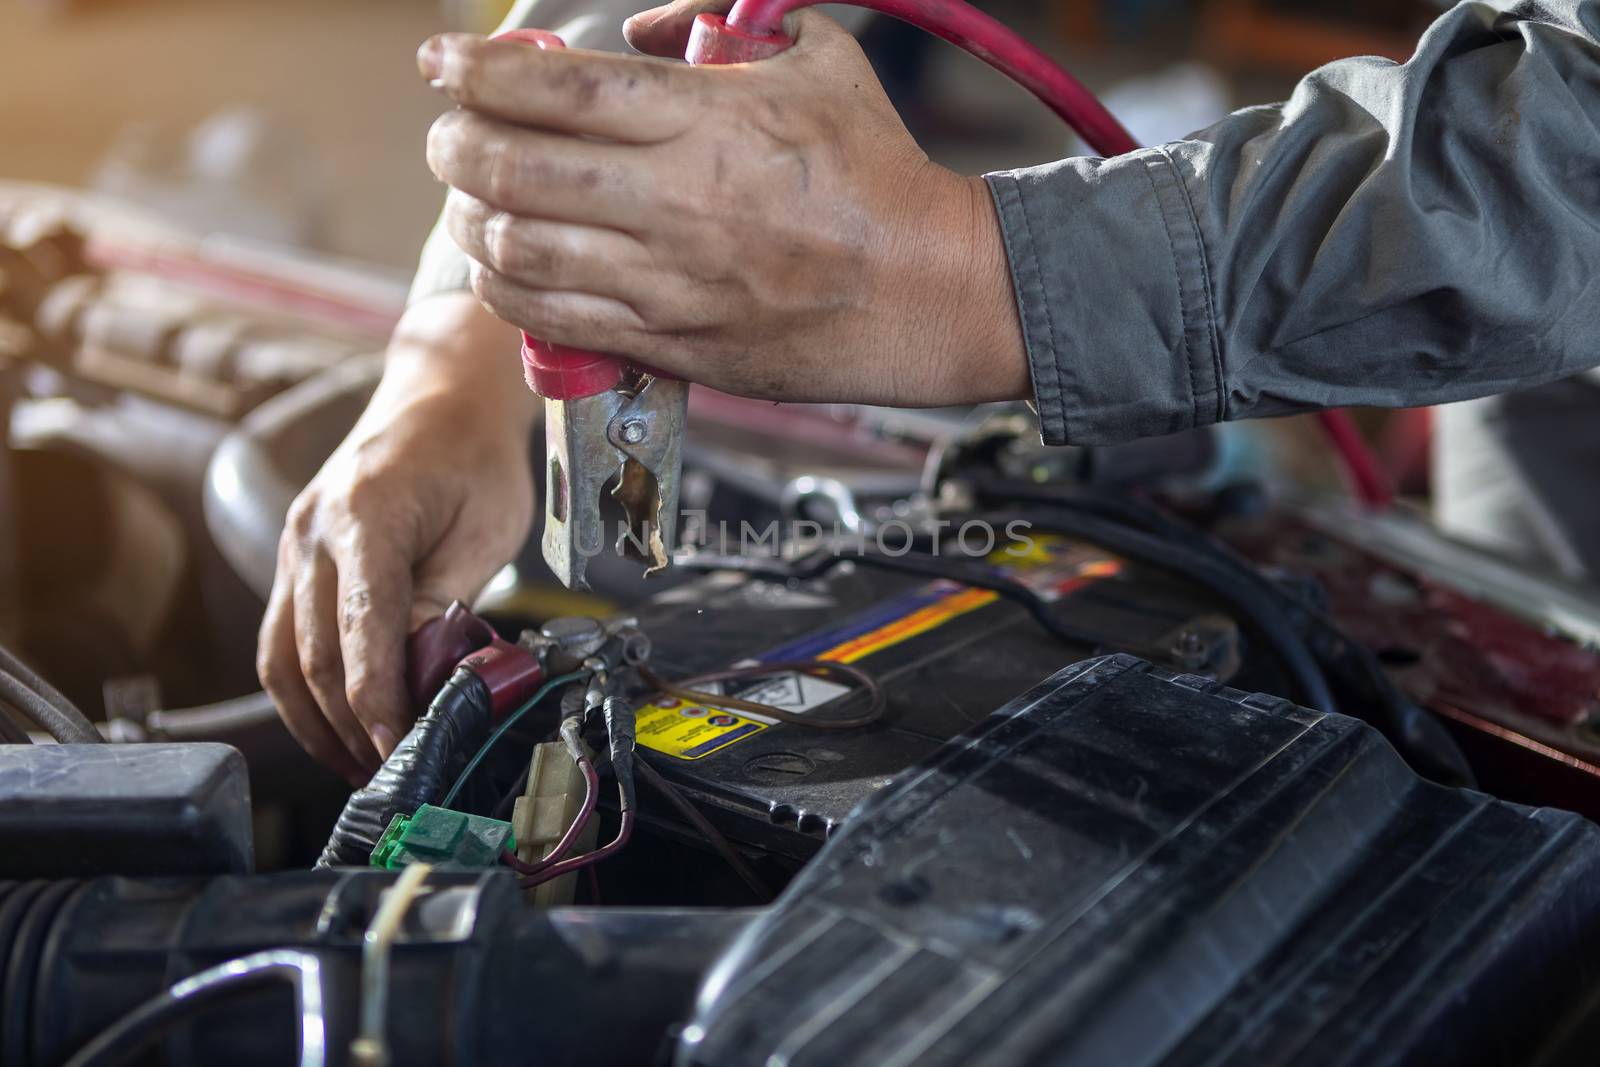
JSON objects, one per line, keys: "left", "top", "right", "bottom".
{"left": 987, "top": 0, "right": 1600, "bottom": 446}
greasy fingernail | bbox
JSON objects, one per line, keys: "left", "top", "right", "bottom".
{"left": 417, "top": 36, "right": 444, "bottom": 80}
{"left": 371, "top": 723, "right": 399, "bottom": 759}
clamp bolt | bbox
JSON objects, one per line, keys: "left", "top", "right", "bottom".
{"left": 620, "top": 420, "right": 647, "bottom": 444}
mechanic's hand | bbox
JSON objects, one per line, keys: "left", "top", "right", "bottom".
{"left": 417, "top": 5, "right": 1029, "bottom": 407}
{"left": 257, "top": 293, "right": 536, "bottom": 782}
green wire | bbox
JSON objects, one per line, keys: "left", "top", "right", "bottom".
{"left": 440, "top": 670, "right": 587, "bottom": 811}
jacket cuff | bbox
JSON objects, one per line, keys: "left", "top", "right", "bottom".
{"left": 986, "top": 148, "right": 1222, "bottom": 446}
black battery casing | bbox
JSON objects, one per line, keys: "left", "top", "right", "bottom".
{"left": 632, "top": 535, "right": 1241, "bottom": 859}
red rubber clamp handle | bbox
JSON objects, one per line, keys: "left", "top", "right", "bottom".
{"left": 520, "top": 336, "right": 624, "bottom": 399}
{"left": 685, "top": 13, "right": 795, "bottom": 64}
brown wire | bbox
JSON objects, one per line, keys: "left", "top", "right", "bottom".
{"left": 637, "top": 660, "right": 885, "bottom": 730}
{"left": 636, "top": 758, "right": 773, "bottom": 902}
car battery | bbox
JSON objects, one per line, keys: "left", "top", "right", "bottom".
{"left": 631, "top": 529, "right": 1245, "bottom": 860}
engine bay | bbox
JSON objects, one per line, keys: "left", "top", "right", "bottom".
{"left": 7, "top": 195, "right": 1600, "bottom": 1066}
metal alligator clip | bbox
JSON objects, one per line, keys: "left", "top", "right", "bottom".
{"left": 523, "top": 336, "right": 686, "bottom": 590}
{"left": 494, "top": 29, "right": 685, "bottom": 590}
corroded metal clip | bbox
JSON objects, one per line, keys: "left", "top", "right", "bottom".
{"left": 540, "top": 368, "right": 686, "bottom": 590}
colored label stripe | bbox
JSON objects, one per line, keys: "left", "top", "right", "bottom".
{"left": 817, "top": 586, "right": 998, "bottom": 663}
{"left": 679, "top": 721, "right": 764, "bottom": 759}
{"left": 757, "top": 584, "right": 960, "bottom": 664}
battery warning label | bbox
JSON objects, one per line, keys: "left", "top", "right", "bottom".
{"left": 992, "top": 535, "right": 1123, "bottom": 602}
{"left": 635, "top": 670, "right": 851, "bottom": 760}
{"left": 637, "top": 535, "right": 1121, "bottom": 760}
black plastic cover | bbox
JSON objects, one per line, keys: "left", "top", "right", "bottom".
{"left": 0, "top": 743, "right": 251, "bottom": 877}
{"left": 12, "top": 870, "right": 751, "bottom": 1067}
{"left": 677, "top": 655, "right": 1600, "bottom": 1067}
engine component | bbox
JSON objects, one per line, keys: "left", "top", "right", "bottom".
{"left": 0, "top": 743, "right": 252, "bottom": 878}
{"left": 678, "top": 655, "right": 1600, "bottom": 1067}
{"left": 369, "top": 804, "right": 514, "bottom": 871}
{"left": 11, "top": 658, "right": 1600, "bottom": 1066}
{"left": 4, "top": 870, "right": 749, "bottom": 1067}
{"left": 318, "top": 667, "right": 501, "bottom": 869}
{"left": 630, "top": 528, "right": 1242, "bottom": 860}
{"left": 203, "top": 355, "right": 380, "bottom": 599}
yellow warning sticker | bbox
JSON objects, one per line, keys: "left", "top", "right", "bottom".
{"left": 990, "top": 535, "right": 1123, "bottom": 601}
{"left": 635, "top": 670, "right": 852, "bottom": 761}
{"left": 635, "top": 697, "right": 766, "bottom": 760}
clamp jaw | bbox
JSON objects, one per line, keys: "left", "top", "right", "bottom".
{"left": 524, "top": 338, "right": 686, "bottom": 591}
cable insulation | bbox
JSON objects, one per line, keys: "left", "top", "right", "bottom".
{"left": 726, "top": 0, "right": 1137, "bottom": 156}
{"left": 441, "top": 670, "right": 586, "bottom": 810}
{"left": 1315, "top": 410, "right": 1395, "bottom": 507}
{"left": 0, "top": 643, "right": 100, "bottom": 743}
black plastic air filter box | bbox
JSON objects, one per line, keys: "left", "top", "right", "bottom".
{"left": 677, "top": 655, "right": 1600, "bottom": 1067}
{"left": 0, "top": 742, "right": 252, "bottom": 877}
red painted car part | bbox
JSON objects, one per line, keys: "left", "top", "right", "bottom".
{"left": 1221, "top": 511, "right": 1600, "bottom": 818}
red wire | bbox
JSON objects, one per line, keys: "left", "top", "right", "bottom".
{"left": 501, "top": 755, "right": 599, "bottom": 876}
{"left": 727, "top": 0, "right": 1395, "bottom": 508}
{"left": 519, "top": 809, "right": 635, "bottom": 889}
{"left": 1315, "top": 409, "right": 1395, "bottom": 508}
{"left": 726, "top": 0, "right": 1137, "bottom": 157}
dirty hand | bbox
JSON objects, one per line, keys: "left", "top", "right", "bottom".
{"left": 257, "top": 293, "right": 536, "bottom": 782}
{"left": 418, "top": 3, "right": 1028, "bottom": 407}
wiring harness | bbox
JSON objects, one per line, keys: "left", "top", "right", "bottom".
{"left": 311, "top": 604, "right": 810, "bottom": 904}
{"left": 317, "top": 666, "right": 500, "bottom": 868}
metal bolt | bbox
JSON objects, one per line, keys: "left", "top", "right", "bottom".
{"left": 538, "top": 616, "right": 606, "bottom": 667}
{"left": 620, "top": 420, "right": 647, "bottom": 444}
